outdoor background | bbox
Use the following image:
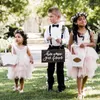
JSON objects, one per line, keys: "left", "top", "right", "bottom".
{"left": 0, "top": 0, "right": 100, "bottom": 100}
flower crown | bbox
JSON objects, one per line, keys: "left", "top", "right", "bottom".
{"left": 71, "top": 12, "right": 87, "bottom": 22}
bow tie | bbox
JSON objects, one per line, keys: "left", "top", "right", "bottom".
{"left": 52, "top": 24, "right": 59, "bottom": 27}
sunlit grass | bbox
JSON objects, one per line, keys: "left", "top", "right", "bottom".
{"left": 0, "top": 66, "right": 100, "bottom": 100}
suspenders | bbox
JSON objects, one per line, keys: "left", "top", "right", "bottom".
{"left": 49, "top": 25, "right": 65, "bottom": 46}
{"left": 49, "top": 25, "right": 52, "bottom": 45}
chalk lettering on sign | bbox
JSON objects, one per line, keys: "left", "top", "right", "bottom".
{"left": 42, "top": 49, "right": 65, "bottom": 62}
{"left": 52, "top": 55, "right": 63, "bottom": 61}
{"left": 54, "top": 52, "right": 62, "bottom": 56}
{"left": 44, "top": 51, "right": 52, "bottom": 56}
{"left": 43, "top": 56, "right": 52, "bottom": 62}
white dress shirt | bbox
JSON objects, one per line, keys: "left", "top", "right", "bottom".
{"left": 44, "top": 23, "right": 69, "bottom": 46}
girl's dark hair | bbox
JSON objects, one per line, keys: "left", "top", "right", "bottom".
{"left": 14, "top": 29, "right": 28, "bottom": 45}
{"left": 71, "top": 12, "right": 90, "bottom": 44}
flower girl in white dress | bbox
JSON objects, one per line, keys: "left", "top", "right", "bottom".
{"left": 7, "top": 30, "right": 34, "bottom": 93}
{"left": 67, "top": 12, "right": 99, "bottom": 99}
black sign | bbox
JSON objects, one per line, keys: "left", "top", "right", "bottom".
{"left": 41, "top": 49, "right": 65, "bottom": 63}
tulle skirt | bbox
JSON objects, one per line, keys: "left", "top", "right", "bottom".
{"left": 66, "top": 47, "right": 99, "bottom": 78}
{"left": 7, "top": 57, "right": 34, "bottom": 79}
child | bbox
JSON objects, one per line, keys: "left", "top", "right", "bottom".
{"left": 96, "top": 33, "right": 100, "bottom": 53}
{"left": 67, "top": 12, "right": 99, "bottom": 99}
{"left": 44, "top": 7, "right": 69, "bottom": 92}
{"left": 7, "top": 29, "right": 34, "bottom": 93}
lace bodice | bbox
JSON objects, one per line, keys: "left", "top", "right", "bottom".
{"left": 13, "top": 45, "right": 29, "bottom": 63}
{"left": 77, "top": 30, "right": 90, "bottom": 45}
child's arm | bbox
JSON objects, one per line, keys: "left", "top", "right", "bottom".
{"left": 8, "top": 44, "right": 16, "bottom": 54}
{"left": 44, "top": 27, "right": 52, "bottom": 43}
{"left": 88, "top": 32, "right": 96, "bottom": 47}
{"left": 68, "top": 32, "right": 73, "bottom": 51}
{"left": 27, "top": 47, "right": 34, "bottom": 64}
{"left": 8, "top": 44, "right": 12, "bottom": 49}
{"left": 61, "top": 27, "right": 69, "bottom": 45}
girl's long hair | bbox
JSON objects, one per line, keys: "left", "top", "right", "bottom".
{"left": 72, "top": 13, "right": 90, "bottom": 44}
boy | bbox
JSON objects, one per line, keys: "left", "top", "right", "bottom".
{"left": 44, "top": 7, "right": 69, "bottom": 92}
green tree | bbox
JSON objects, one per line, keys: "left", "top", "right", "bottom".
{"left": 36, "top": 0, "right": 100, "bottom": 31}
{"left": 0, "top": 0, "right": 30, "bottom": 25}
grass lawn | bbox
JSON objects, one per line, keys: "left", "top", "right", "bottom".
{"left": 0, "top": 65, "right": 100, "bottom": 100}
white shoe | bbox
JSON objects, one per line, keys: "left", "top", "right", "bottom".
{"left": 82, "top": 89, "right": 86, "bottom": 97}
{"left": 19, "top": 89, "right": 24, "bottom": 93}
{"left": 77, "top": 94, "right": 83, "bottom": 100}
{"left": 13, "top": 86, "right": 20, "bottom": 91}
{"left": 82, "top": 91, "right": 86, "bottom": 97}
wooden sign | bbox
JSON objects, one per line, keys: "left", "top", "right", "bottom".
{"left": 41, "top": 49, "right": 65, "bottom": 63}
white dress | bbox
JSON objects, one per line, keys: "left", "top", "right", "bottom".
{"left": 7, "top": 45, "right": 34, "bottom": 79}
{"left": 67, "top": 31, "right": 99, "bottom": 78}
